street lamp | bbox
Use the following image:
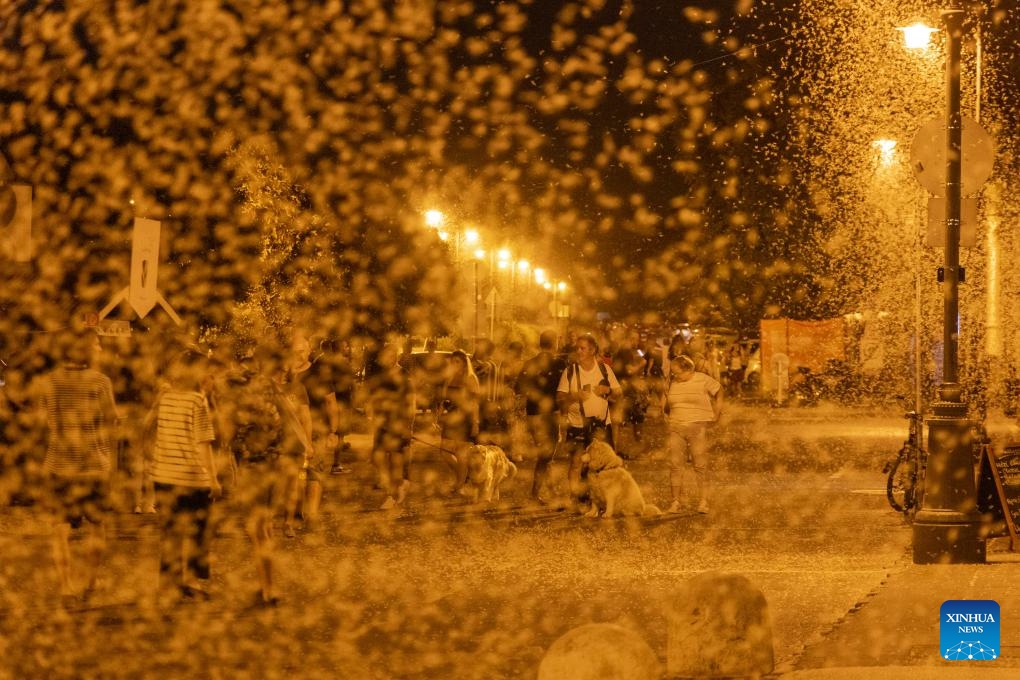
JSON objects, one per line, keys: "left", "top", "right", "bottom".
{"left": 872, "top": 138, "right": 897, "bottom": 166}
{"left": 906, "top": 5, "right": 985, "bottom": 565}
{"left": 898, "top": 21, "right": 939, "bottom": 50}
{"left": 424, "top": 209, "right": 445, "bottom": 229}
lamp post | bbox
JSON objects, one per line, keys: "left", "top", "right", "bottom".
{"left": 473, "top": 247, "right": 485, "bottom": 349}
{"left": 911, "top": 3, "right": 985, "bottom": 565}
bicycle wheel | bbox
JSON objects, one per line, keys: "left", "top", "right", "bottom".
{"left": 886, "top": 446, "right": 917, "bottom": 514}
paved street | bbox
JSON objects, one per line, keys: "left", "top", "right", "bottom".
{"left": 1, "top": 403, "right": 1016, "bottom": 678}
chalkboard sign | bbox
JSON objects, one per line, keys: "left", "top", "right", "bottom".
{"left": 977, "top": 445, "right": 1020, "bottom": 550}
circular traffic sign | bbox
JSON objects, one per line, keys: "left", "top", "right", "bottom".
{"left": 910, "top": 116, "right": 995, "bottom": 196}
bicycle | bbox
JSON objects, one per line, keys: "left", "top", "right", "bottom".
{"left": 884, "top": 410, "right": 925, "bottom": 517}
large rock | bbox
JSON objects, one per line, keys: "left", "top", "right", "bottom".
{"left": 538, "top": 623, "right": 662, "bottom": 680}
{"left": 666, "top": 572, "right": 774, "bottom": 678}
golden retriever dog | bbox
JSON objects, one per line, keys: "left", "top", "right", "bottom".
{"left": 581, "top": 440, "right": 662, "bottom": 518}
{"left": 464, "top": 444, "right": 518, "bottom": 503}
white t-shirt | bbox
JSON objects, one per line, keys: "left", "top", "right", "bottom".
{"left": 557, "top": 362, "right": 621, "bottom": 428}
{"left": 665, "top": 372, "right": 721, "bottom": 424}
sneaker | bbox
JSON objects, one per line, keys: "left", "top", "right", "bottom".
{"left": 133, "top": 504, "right": 142, "bottom": 514}
{"left": 667, "top": 500, "right": 683, "bottom": 514}
{"left": 145, "top": 505, "right": 157, "bottom": 514}
{"left": 696, "top": 499, "right": 709, "bottom": 514}
{"left": 283, "top": 523, "right": 296, "bottom": 538}
{"left": 180, "top": 584, "right": 212, "bottom": 601}
{"left": 380, "top": 496, "right": 396, "bottom": 510}
{"left": 330, "top": 465, "right": 352, "bottom": 475}
{"left": 395, "top": 480, "right": 410, "bottom": 504}
{"left": 254, "top": 592, "right": 279, "bottom": 608}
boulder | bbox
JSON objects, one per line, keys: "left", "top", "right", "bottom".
{"left": 666, "top": 572, "right": 774, "bottom": 678}
{"left": 538, "top": 623, "right": 661, "bottom": 680}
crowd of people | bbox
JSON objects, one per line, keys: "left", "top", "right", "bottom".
{"left": 15, "top": 323, "right": 729, "bottom": 607}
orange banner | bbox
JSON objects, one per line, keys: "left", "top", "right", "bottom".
{"left": 760, "top": 318, "right": 845, "bottom": 392}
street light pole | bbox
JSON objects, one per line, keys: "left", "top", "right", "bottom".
{"left": 912, "top": 3, "right": 985, "bottom": 564}
{"left": 473, "top": 257, "right": 480, "bottom": 350}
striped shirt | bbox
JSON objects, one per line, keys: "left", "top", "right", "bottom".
{"left": 42, "top": 365, "right": 119, "bottom": 478}
{"left": 149, "top": 390, "right": 216, "bottom": 487}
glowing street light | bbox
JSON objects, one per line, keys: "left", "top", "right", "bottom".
{"left": 898, "top": 21, "right": 939, "bottom": 50}
{"left": 424, "top": 209, "right": 445, "bottom": 229}
{"left": 872, "top": 138, "right": 898, "bottom": 166}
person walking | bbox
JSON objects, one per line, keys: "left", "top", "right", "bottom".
{"left": 323, "top": 338, "right": 357, "bottom": 475}
{"left": 611, "top": 331, "right": 650, "bottom": 457}
{"left": 517, "top": 330, "right": 566, "bottom": 504}
{"left": 556, "top": 333, "right": 621, "bottom": 512}
{"left": 278, "top": 333, "right": 315, "bottom": 537}
{"left": 726, "top": 342, "right": 746, "bottom": 398}
{"left": 143, "top": 348, "right": 221, "bottom": 602}
{"left": 662, "top": 354, "right": 723, "bottom": 514}
{"left": 370, "top": 344, "right": 416, "bottom": 510}
{"left": 39, "top": 328, "right": 119, "bottom": 603}
{"left": 226, "top": 339, "right": 307, "bottom": 606}
{"left": 437, "top": 349, "right": 480, "bottom": 495}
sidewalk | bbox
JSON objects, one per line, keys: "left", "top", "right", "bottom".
{"left": 782, "top": 546, "right": 1020, "bottom": 679}
{"left": 764, "top": 405, "right": 1020, "bottom": 677}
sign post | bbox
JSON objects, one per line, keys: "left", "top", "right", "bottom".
{"left": 100, "top": 218, "right": 181, "bottom": 324}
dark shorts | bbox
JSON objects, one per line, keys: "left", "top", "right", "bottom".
{"left": 44, "top": 476, "right": 111, "bottom": 529}
{"left": 236, "top": 458, "right": 291, "bottom": 512}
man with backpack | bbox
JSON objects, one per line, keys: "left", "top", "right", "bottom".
{"left": 556, "top": 333, "right": 622, "bottom": 512}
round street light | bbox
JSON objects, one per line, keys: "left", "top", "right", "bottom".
{"left": 872, "top": 139, "right": 898, "bottom": 166}
{"left": 424, "top": 209, "right": 445, "bottom": 228}
{"left": 898, "top": 21, "right": 938, "bottom": 50}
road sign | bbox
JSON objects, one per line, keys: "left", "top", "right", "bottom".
{"left": 0, "top": 184, "right": 32, "bottom": 262}
{"left": 910, "top": 116, "right": 994, "bottom": 196}
{"left": 99, "top": 218, "right": 181, "bottom": 325}
{"left": 129, "top": 218, "right": 161, "bottom": 318}
{"left": 926, "top": 196, "right": 978, "bottom": 248}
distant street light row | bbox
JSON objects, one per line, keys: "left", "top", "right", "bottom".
{"left": 422, "top": 209, "right": 568, "bottom": 296}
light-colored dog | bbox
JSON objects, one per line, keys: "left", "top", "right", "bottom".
{"left": 581, "top": 440, "right": 662, "bottom": 518}
{"left": 464, "top": 444, "right": 518, "bottom": 503}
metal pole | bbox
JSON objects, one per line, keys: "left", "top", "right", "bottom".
{"left": 473, "top": 259, "right": 479, "bottom": 349}
{"left": 975, "top": 19, "right": 982, "bottom": 124}
{"left": 914, "top": 220, "right": 922, "bottom": 415}
{"left": 943, "top": 9, "right": 961, "bottom": 386}
{"left": 913, "top": 3, "right": 985, "bottom": 565}
{"left": 489, "top": 252, "right": 496, "bottom": 339}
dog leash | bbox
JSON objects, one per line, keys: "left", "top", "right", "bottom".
{"left": 410, "top": 434, "right": 461, "bottom": 456}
